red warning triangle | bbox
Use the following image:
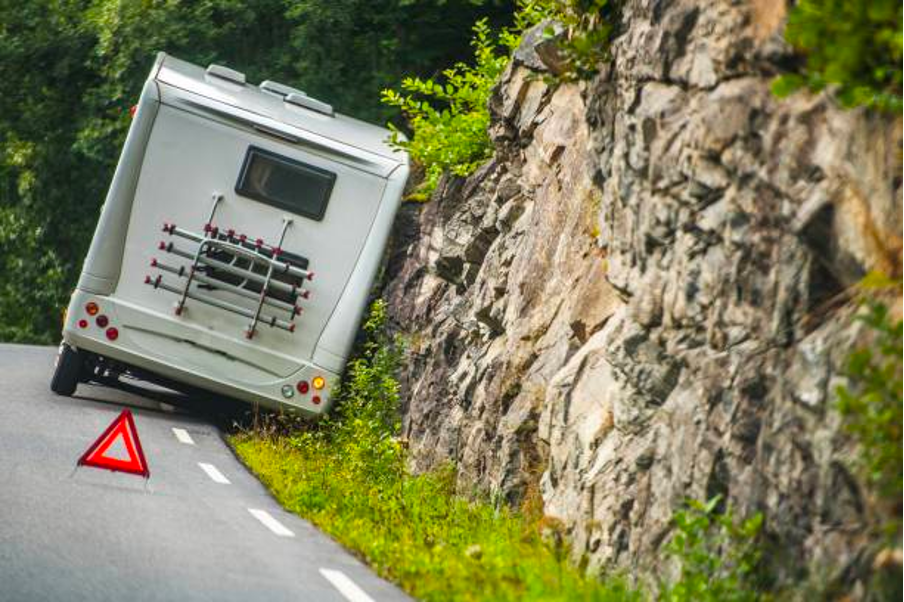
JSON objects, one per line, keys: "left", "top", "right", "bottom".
{"left": 77, "top": 409, "right": 150, "bottom": 478}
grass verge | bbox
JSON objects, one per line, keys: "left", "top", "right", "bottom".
{"left": 230, "top": 301, "right": 640, "bottom": 601}
{"left": 233, "top": 437, "right": 641, "bottom": 601}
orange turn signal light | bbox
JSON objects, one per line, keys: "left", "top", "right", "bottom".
{"left": 312, "top": 376, "right": 325, "bottom": 390}
{"left": 85, "top": 302, "right": 99, "bottom": 316}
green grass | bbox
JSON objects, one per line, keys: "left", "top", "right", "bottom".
{"left": 233, "top": 436, "right": 640, "bottom": 601}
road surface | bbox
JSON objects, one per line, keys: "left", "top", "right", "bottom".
{"left": 0, "top": 344, "right": 410, "bottom": 602}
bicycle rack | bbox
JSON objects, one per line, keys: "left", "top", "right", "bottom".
{"left": 146, "top": 193, "right": 314, "bottom": 339}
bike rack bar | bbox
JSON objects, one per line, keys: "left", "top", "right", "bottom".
{"left": 245, "top": 217, "right": 293, "bottom": 339}
{"left": 163, "top": 224, "right": 313, "bottom": 280}
{"left": 159, "top": 241, "right": 310, "bottom": 299}
{"left": 146, "top": 276, "right": 295, "bottom": 332}
{"left": 153, "top": 259, "right": 300, "bottom": 316}
{"left": 153, "top": 195, "right": 312, "bottom": 339}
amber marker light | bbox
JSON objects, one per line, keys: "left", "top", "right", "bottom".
{"left": 85, "top": 302, "right": 99, "bottom": 316}
{"left": 312, "top": 376, "right": 325, "bottom": 390}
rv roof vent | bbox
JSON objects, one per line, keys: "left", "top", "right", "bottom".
{"left": 259, "top": 80, "right": 305, "bottom": 98}
{"left": 205, "top": 64, "right": 246, "bottom": 86}
{"left": 285, "top": 92, "right": 334, "bottom": 117}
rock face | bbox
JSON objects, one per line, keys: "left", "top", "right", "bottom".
{"left": 383, "top": 0, "right": 902, "bottom": 590}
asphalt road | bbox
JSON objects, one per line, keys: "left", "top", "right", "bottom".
{"left": 0, "top": 344, "right": 411, "bottom": 602}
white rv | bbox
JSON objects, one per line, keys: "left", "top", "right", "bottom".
{"left": 51, "top": 53, "right": 409, "bottom": 416}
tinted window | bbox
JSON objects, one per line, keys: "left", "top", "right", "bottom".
{"left": 235, "top": 147, "right": 336, "bottom": 220}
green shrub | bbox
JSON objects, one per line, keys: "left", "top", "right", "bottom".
{"left": 380, "top": 19, "right": 514, "bottom": 201}
{"left": 380, "top": 0, "right": 619, "bottom": 201}
{"left": 662, "top": 496, "right": 766, "bottom": 602}
{"left": 772, "top": 0, "right": 903, "bottom": 112}
{"left": 836, "top": 300, "right": 903, "bottom": 534}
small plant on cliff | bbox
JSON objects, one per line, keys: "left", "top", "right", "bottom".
{"left": 538, "top": 0, "right": 619, "bottom": 82}
{"left": 836, "top": 299, "right": 903, "bottom": 534}
{"left": 662, "top": 496, "right": 766, "bottom": 602}
{"left": 772, "top": 0, "right": 903, "bottom": 112}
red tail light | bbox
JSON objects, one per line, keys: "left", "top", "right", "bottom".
{"left": 312, "top": 395, "right": 321, "bottom": 405}
{"left": 296, "top": 381, "right": 309, "bottom": 394}
{"left": 105, "top": 327, "right": 119, "bottom": 341}
{"left": 96, "top": 315, "right": 109, "bottom": 328}
{"left": 78, "top": 319, "right": 89, "bottom": 329}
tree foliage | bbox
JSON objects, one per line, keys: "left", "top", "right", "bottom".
{"left": 0, "top": 0, "right": 514, "bottom": 342}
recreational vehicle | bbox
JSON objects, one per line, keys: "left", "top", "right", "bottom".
{"left": 51, "top": 53, "right": 409, "bottom": 416}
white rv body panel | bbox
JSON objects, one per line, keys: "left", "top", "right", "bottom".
{"left": 61, "top": 53, "right": 409, "bottom": 415}
{"left": 116, "top": 102, "right": 386, "bottom": 364}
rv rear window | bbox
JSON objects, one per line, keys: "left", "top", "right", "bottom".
{"left": 235, "top": 147, "right": 336, "bottom": 220}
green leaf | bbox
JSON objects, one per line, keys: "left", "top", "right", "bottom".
{"left": 770, "top": 74, "right": 805, "bottom": 98}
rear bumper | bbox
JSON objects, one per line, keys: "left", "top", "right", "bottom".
{"left": 62, "top": 289, "right": 336, "bottom": 416}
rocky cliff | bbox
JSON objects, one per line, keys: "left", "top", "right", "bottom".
{"left": 383, "top": 0, "right": 902, "bottom": 590}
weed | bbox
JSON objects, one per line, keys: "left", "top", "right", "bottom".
{"left": 836, "top": 299, "right": 903, "bottom": 537}
{"left": 538, "top": 0, "right": 619, "bottom": 82}
{"left": 662, "top": 496, "right": 766, "bottom": 602}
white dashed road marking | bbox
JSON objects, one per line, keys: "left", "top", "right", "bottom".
{"left": 172, "top": 425, "right": 376, "bottom": 599}
{"left": 172, "top": 428, "right": 195, "bottom": 445}
{"left": 248, "top": 508, "right": 295, "bottom": 537}
{"left": 198, "top": 462, "right": 230, "bottom": 484}
{"left": 319, "top": 569, "right": 376, "bottom": 602}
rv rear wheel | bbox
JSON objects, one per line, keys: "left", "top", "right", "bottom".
{"left": 51, "top": 344, "right": 84, "bottom": 396}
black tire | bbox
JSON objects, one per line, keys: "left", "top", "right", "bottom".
{"left": 50, "top": 344, "right": 83, "bottom": 396}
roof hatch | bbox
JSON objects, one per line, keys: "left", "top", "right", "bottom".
{"left": 259, "top": 80, "right": 305, "bottom": 98}
{"left": 205, "top": 64, "right": 246, "bottom": 86}
{"left": 285, "top": 93, "right": 334, "bottom": 117}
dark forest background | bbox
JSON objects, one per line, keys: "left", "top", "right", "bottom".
{"left": 0, "top": 0, "right": 515, "bottom": 342}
